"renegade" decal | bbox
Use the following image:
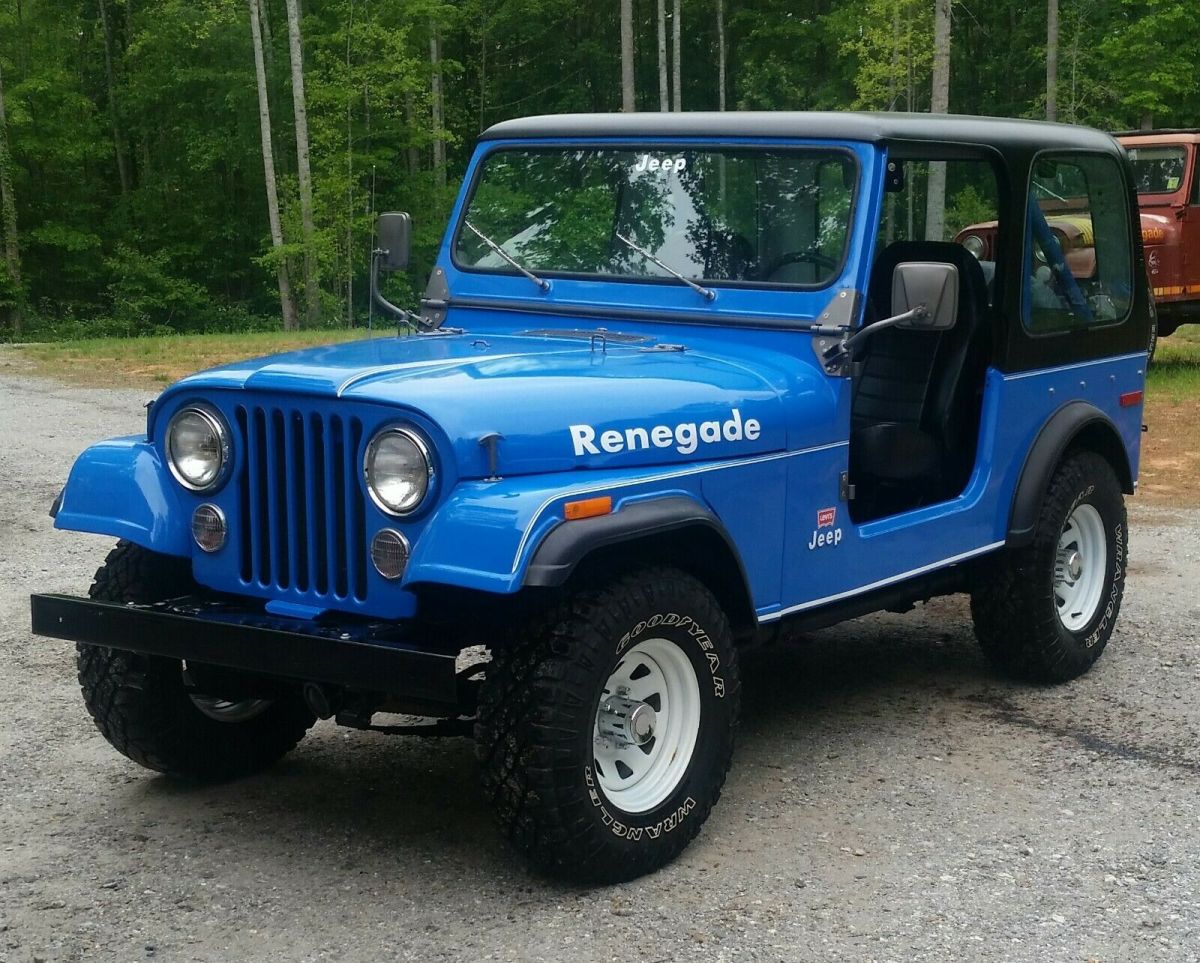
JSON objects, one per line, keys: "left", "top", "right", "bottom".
{"left": 569, "top": 409, "right": 761, "bottom": 457}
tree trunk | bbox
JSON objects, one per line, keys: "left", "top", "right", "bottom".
{"left": 888, "top": 0, "right": 900, "bottom": 111}
{"left": 257, "top": 0, "right": 279, "bottom": 129}
{"left": 620, "top": 0, "right": 635, "bottom": 111}
{"left": 716, "top": 0, "right": 726, "bottom": 111}
{"left": 430, "top": 22, "right": 446, "bottom": 187}
{"left": 1140, "top": 110, "right": 1153, "bottom": 131}
{"left": 906, "top": 30, "right": 914, "bottom": 240}
{"left": 478, "top": 11, "right": 488, "bottom": 131}
{"left": 258, "top": 0, "right": 273, "bottom": 57}
{"left": 283, "top": 0, "right": 319, "bottom": 326}
{"left": 0, "top": 62, "right": 23, "bottom": 335}
{"left": 97, "top": 0, "right": 131, "bottom": 194}
{"left": 405, "top": 90, "right": 420, "bottom": 175}
{"left": 656, "top": 0, "right": 669, "bottom": 111}
{"left": 671, "top": 0, "right": 682, "bottom": 111}
{"left": 1046, "top": 0, "right": 1058, "bottom": 121}
{"left": 249, "top": 0, "right": 298, "bottom": 330}
{"left": 924, "top": 0, "right": 952, "bottom": 242}
{"left": 345, "top": 0, "right": 354, "bottom": 328}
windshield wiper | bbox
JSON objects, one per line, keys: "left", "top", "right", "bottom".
{"left": 615, "top": 231, "right": 715, "bottom": 302}
{"left": 464, "top": 220, "right": 549, "bottom": 292}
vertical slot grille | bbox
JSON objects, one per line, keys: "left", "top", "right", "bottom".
{"left": 237, "top": 404, "right": 367, "bottom": 603}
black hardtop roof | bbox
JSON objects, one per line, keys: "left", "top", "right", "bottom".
{"left": 480, "top": 111, "right": 1120, "bottom": 154}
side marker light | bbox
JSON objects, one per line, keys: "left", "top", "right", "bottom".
{"left": 564, "top": 496, "right": 613, "bottom": 521}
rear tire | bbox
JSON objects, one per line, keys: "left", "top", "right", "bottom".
{"left": 476, "top": 567, "right": 740, "bottom": 882}
{"left": 971, "top": 452, "right": 1126, "bottom": 683}
{"left": 78, "top": 541, "right": 315, "bottom": 782}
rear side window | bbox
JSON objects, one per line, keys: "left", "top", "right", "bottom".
{"left": 1024, "top": 152, "right": 1133, "bottom": 333}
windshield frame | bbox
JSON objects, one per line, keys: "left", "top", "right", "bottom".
{"left": 448, "top": 141, "right": 861, "bottom": 294}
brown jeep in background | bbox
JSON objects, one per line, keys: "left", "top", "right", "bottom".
{"left": 1117, "top": 130, "right": 1200, "bottom": 339}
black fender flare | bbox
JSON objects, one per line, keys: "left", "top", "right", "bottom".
{"left": 523, "top": 495, "right": 757, "bottom": 634}
{"left": 1007, "top": 401, "right": 1133, "bottom": 546}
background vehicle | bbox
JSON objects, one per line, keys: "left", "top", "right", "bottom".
{"left": 1116, "top": 130, "right": 1200, "bottom": 342}
{"left": 31, "top": 113, "right": 1151, "bottom": 882}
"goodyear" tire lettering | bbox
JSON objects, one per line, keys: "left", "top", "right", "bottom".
{"left": 616, "top": 612, "right": 724, "bottom": 697}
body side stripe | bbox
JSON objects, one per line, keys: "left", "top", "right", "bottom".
{"left": 999, "top": 351, "right": 1146, "bottom": 381}
{"left": 757, "top": 540, "right": 1007, "bottom": 623}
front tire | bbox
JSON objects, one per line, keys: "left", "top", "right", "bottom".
{"left": 78, "top": 541, "right": 316, "bottom": 781}
{"left": 971, "top": 452, "right": 1127, "bottom": 683}
{"left": 476, "top": 567, "right": 740, "bottom": 882}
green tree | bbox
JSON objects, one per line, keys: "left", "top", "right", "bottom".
{"left": 1098, "top": 0, "right": 1200, "bottom": 129}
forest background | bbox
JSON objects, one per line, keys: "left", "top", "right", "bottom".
{"left": 0, "top": 0, "right": 1196, "bottom": 340}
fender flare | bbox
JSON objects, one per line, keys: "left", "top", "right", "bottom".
{"left": 524, "top": 495, "right": 744, "bottom": 585}
{"left": 524, "top": 495, "right": 756, "bottom": 633}
{"left": 1007, "top": 401, "right": 1133, "bottom": 546}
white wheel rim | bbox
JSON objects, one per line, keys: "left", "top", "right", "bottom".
{"left": 1054, "top": 503, "right": 1107, "bottom": 632}
{"left": 592, "top": 637, "right": 701, "bottom": 815}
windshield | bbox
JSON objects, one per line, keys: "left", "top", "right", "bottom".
{"left": 454, "top": 147, "right": 857, "bottom": 289}
{"left": 1126, "top": 145, "right": 1187, "bottom": 195}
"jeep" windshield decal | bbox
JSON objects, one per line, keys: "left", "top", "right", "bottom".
{"left": 569, "top": 409, "right": 762, "bottom": 457}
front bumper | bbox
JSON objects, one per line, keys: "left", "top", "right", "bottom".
{"left": 30, "top": 593, "right": 460, "bottom": 714}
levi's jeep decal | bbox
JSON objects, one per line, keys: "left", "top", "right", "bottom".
{"left": 809, "top": 507, "right": 843, "bottom": 550}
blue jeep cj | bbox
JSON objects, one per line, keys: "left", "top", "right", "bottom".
{"left": 32, "top": 113, "right": 1151, "bottom": 882}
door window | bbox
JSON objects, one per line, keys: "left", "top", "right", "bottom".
{"left": 1023, "top": 153, "right": 1133, "bottom": 332}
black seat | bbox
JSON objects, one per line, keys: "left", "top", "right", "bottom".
{"left": 850, "top": 241, "right": 992, "bottom": 503}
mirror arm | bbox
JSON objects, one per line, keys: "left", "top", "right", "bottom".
{"left": 823, "top": 304, "right": 928, "bottom": 363}
{"left": 370, "top": 248, "right": 427, "bottom": 332}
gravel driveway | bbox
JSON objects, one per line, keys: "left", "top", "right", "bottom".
{"left": 2, "top": 364, "right": 1198, "bottom": 962}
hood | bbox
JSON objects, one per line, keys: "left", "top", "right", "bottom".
{"left": 164, "top": 330, "right": 798, "bottom": 479}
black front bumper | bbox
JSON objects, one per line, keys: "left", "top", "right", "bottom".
{"left": 30, "top": 594, "right": 460, "bottom": 714}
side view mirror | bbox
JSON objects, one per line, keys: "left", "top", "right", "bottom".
{"left": 376, "top": 212, "right": 412, "bottom": 271}
{"left": 371, "top": 211, "right": 427, "bottom": 330}
{"left": 893, "top": 261, "right": 959, "bottom": 330}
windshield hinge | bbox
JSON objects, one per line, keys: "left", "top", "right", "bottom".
{"left": 420, "top": 267, "right": 451, "bottom": 327}
{"left": 812, "top": 288, "right": 862, "bottom": 376}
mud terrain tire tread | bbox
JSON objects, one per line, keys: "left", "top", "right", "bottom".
{"left": 78, "top": 540, "right": 315, "bottom": 782}
{"left": 971, "top": 452, "right": 1126, "bottom": 683}
{"left": 476, "top": 567, "right": 740, "bottom": 883}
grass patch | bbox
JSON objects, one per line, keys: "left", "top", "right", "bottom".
{"left": 10, "top": 329, "right": 377, "bottom": 387}
{"left": 1147, "top": 325, "right": 1200, "bottom": 403}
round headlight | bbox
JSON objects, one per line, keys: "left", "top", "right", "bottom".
{"left": 364, "top": 427, "right": 433, "bottom": 515}
{"left": 167, "top": 406, "right": 230, "bottom": 492}
{"left": 961, "top": 234, "right": 986, "bottom": 259}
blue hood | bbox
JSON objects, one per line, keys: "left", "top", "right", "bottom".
{"left": 161, "top": 330, "right": 826, "bottom": 479}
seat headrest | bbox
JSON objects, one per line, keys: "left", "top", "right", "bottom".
{"left": 871, "top": 241, "right": 989, "bottom": 317}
